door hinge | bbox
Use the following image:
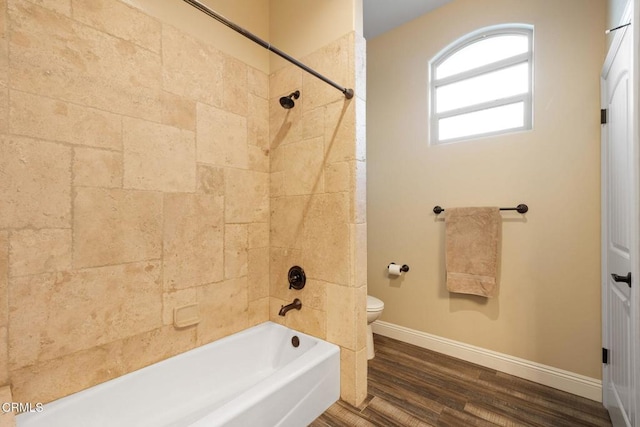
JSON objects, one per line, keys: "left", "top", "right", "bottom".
{"left": 601, "top": 109, "right": 607, "bottom": 124}
{"left": 603, "top": 347, "right": 609, "bottom": 364}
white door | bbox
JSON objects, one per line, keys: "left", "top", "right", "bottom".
{"left": 602, "top": 12, "right": 637, "bottom": 427}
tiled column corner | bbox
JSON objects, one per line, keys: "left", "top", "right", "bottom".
{"left": 340, "top": 346, "right": 368, "bottom": 406}
{"left": 0, "top": 385, "right": 15, "bottom": 427}
{"left": 0, "top": 232, "right": 7, "bottom": 386}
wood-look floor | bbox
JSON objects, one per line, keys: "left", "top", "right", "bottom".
{"left": 311, "top": 334, "right": 612, "bottom": 427}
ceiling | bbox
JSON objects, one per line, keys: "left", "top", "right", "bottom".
{"left": 363, "top": 0, "right": 452, "bottom": 39}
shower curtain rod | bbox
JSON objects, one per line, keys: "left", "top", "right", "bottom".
{"left": 181, "top": 0, "right": 354, "bottom": 99}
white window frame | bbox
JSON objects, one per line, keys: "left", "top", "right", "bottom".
{"left": 429, "top": 24, "right": 534, "bottom": 145}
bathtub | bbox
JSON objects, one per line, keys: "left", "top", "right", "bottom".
{"left": 16, "top": 321, "right": 340, "bottom": 427}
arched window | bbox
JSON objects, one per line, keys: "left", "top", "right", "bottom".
{"left": 430, "top": 25, "right": 533, "bottom": 144}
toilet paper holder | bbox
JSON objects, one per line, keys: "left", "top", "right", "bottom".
{"left": 388, "top": 262, "right": 409, "bottom": 273}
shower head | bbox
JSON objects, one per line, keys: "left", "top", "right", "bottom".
{"left": 279, "top": 90, "right": 300, "bottom": 109}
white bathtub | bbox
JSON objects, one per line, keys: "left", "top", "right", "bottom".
{"left": 16, "top": 321, "right": 340, "bottom": 427}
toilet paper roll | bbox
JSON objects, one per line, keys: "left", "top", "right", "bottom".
{"left": 388, "top": 264, "right": 402, "bottom": 276}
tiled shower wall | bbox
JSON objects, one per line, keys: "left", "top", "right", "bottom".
{"left": 0, "top": 0, "right": 366, "bottom": 412}
{"left": 0, "top": 0, "right": 270, "bottom": 404}
{"left": 268, "top": 33, "right": 367, "bottom": 405}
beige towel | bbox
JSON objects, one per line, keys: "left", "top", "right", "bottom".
{"left": 445, "top": 207, "right": 501, "bottom": 297}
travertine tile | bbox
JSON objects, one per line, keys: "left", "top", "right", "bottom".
{"left": 162, "top": 25, "right": 223, "bottom": 107}
{"left": 0, "top": 136, "right": 71, "bottom": 229}
{"left": 324, "top": 100, "right": 356, "bottom": 163}
{"left": 72, "top": 0, "right": 162, "bottom": 53}
{"left": 118, "top": 325, "right": 196, "bottom": 373}
{"left": 9, "top": 229, "right": 72, "bottom": 277}
{"left": 269, "top": 94, "right": 302, "bottom": 148}
{"left": 196, "top": 278, "right": 249, "bottom": 345}
{"left": 269, "top": 296, "right": 287, "bottom": 325}
{"left": 196, "top": 164, "right": 224, "bottom": 196}
{"left": 9, "top": 261, "right": 162, "bottom": 370}
{"left": 339, "top": 346, "right": 368, "bottom": 406}
{"left": 269, "top": 171, "right": 285, "bottom": 197}
{"left": 10, "top": 323, "right": 195, "bottom": 405}
{"left": 325, "top": 161, "right": 349, "bottom": 193}
{"left": 9, "top": 0, "right": 162, "bottom": 120}
{"left": 0, "top": 385, "right": 15, "bottom": 426}
{"left": 123, "top": 117, "right": 196, "bottom": 192}
{"left": 283, "top": 137, "right": 325, "bottom": 195}
{"left": 269, "top": 65, "right": 302, "bottom": 102}
{"left": 0, "top": 327, "right": 7, "bottom": 386}
{"left": 248, "top": 144, "right": 269, "bottom": 173}
{"left": 354, "top": 33, "right": 367, "bottom": 102}
{"left": 269, "top": 248, "right": 326, "bottom": 311}
{"left": 248, "top": 94, "right": 269, "bottom": 149}
{"left": 196, "top": 102, "right": 248, "bottom": 168}
{"left": 0, "top": 3, "right": 6, "bottom": 90}
{"left": 355, "top": 96, "right": 366, "bottom": 161}
{"left": 224, "top": 224, "right": 248, "bottom": 280}
{"left": 302, "top": 193, "right": 350, "bottom": 285}
{"left": 269, "top": 196, "right": 308, "bottom": 250}
{"left": 351, "top": 223, "right": 368, "bottom": 289}
{"left": 73, "top": 188, "right": 162, "bottom": 268}
{"left": 285, "top": 304, "right": 326, "bottom": 339}
{"left": 161, "top": 91, "right": 196, "bottom": 131}
{"left": 301, "top": 36, "right": 350, "bottom": 111}
{"left": 355, "top": 287, "right": 367, "bottom": 351}
{"left": 9, "top": 342, "right": 124, "bottom": 404}
{"left": 352, "top": 160, "right": 366, "bottom": 223}
{"left": 9, "top": 90, "right": 122, "bottom": 150}
{"left": 247, "top": 248, "right": 268, "bottom": 301}
{"left": 326, "top": 283, "right": 356, "bottom": 350}
{"left": 248, "top": 297, "right": 269, "bottom": 327}
{"left": 0, "top": 232, "right": 7, "bottom": 327}
{"left": 269, "top": 248, "right": 303, "bottom": 293}
{"left": 269, "top": 142, "right": 284, "bottom": 173}
{"left": 162, "top": 288, "right": 197, "bottom": 326}
{"left": 222, "top": 55, "right": 248, "bottom": 117}
{"left": 302, "top": 106, "right": 325, "bottom": 140}
{"left": 0, "top": 236, "right": 9, "bottom": 385}
{"left": 163, "top": 193, "right": 224, "bottom": 290}
{"left": 225, "top": 168, "right": 269, "bottom": 223}
{"left": 0, "top": 90, "right": 7, "bottom": 136}
{"left": 248, "top": 222, "right": 269, "bottom": 249}
{"left": 296, "top": 279, "right": 327, "bottom": 312}
{"left": 73, "top": 147, "right": 123, "bottom": 188}
{"left": 248, "top": 66, "right": 268, "bottom": 99}
{"left": 24, "top": 0, "right": 71, "bottom": 15}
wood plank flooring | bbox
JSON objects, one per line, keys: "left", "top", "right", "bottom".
{"left": 311, "top": 334, "right": 612, "bottom": 427}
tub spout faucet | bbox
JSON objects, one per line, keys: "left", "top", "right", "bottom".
{"left": 278, "top": 298, "right": 302, "bottom": 316}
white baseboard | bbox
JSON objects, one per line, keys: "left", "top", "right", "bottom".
{"left": 372, "top": 321, "right": 602, "bottom": 402}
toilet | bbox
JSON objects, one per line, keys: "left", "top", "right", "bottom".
{"left": 366, "top": 295, "right": 385, "bottom": 360}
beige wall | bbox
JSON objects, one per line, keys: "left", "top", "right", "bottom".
{"left": 270, "top": 0, "right": 360, "bottom": 72}
{"left": 1, "top": 0, "right": 366, "bottom": 412}
{"left": 367, "top": 0, "right": 605, "bottom": 379}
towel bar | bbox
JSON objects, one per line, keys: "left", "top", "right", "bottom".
{"left": 433, "top": 204, "right": 528, "bottom": 215}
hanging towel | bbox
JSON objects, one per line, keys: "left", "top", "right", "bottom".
{"left": 445, "top": 207, "right": 501, "bottom": 297}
